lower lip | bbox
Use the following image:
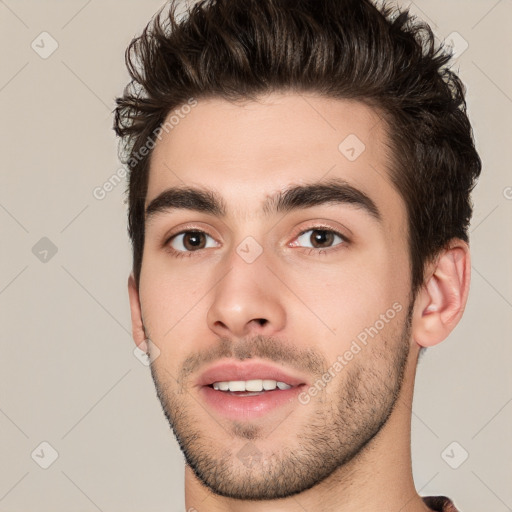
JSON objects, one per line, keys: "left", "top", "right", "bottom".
{"left": 199, "top": 385, "right": 304, "bottom": 420}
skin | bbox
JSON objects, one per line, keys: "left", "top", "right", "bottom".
{"left": 128, "top": 92, "right": 471, "bottom": 512}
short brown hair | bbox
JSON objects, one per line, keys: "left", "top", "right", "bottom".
{"left": 113, "top": 0, "right": 481, "bottom": 296}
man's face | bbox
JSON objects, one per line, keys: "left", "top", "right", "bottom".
{"left": 136, "top": 93, "right": 415, "bottom": 499}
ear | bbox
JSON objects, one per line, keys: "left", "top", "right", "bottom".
{"left": 128, "top": 272, "right": 148, "bottom": 352}
{"left": 412, "top": 239, "right": 471, "bottom": 348}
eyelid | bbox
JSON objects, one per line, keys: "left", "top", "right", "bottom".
{"left": 288, "top": 222, "right": 351, "bottom": 246}
{"left": 163, "top": 223, "right": 220, "bottom": 246}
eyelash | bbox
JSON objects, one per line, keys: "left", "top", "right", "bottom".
{"left": 163, "top": 225, "right": 350, "bottom": 258}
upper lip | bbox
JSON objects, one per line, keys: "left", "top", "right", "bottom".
{"left": 196, "top": 360, "right": 308, "bottom": 388}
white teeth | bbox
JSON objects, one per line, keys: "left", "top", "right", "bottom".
{"left": 211, "top": 379, "right": 293, "bottom": 392}
{"left": 263, "top": 379, "right": 277, "bottom": 390}
{"left": 228, "top": 380, "right": 245, "bottom": 392}
{"left": 245, "top": 379, "right": 263, "bottom": 392}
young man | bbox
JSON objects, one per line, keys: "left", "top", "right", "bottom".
{"left": 114, "top": 0, "right": 481, "bottom": 510}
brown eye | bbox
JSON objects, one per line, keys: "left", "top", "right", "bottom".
{"left": 183, "top": 232, "right": 206, "bottom": 250}
{"left": 296, "top": 228, "right": 346, "bottom": 249}
{"left": 310, "top": 230, "right": 335, "bottom": 248}
{"left": 169, "top": 231, "right": 217, "bottom": 252}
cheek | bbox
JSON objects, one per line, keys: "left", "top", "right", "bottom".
{"left": 284, "top": 248, "right": 407, "bottom": 349}
{"left": 139, "top": 262, "right": 207, "bottom": 347}
{"left": 288, "top": 274, "right": 384, "bottom": 348}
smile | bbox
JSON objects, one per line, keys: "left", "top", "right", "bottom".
{"left": 196, "top": 360, "right": 308, "bottom": 420}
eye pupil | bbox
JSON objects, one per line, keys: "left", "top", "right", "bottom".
{"left": 184, "top": 232, "right": 206, "bottom": 250}
{"left": 311, "top": 230, "right": 334, "bottom": 248}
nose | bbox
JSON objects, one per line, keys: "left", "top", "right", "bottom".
{"left": 206, "top": 248, "right": 286, "bottom": 339}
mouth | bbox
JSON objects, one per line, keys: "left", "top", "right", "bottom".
{"left": 196, "top": 360, "right": 308, "bottom": 420}
{"left": 197, "top": 360, "right": 307, "bottom": 388}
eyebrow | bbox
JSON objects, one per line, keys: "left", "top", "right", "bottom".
{"left": 145, "top": 177, "right": 382, "bottom": 225}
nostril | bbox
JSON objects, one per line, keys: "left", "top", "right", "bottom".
{"left": 256, "top": 318, "right": 268, "bottom": 326}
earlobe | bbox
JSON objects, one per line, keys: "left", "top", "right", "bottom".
{"left": 413, "top": 240, "right": 471, "bottom": 348}
{"left": 128, "top": 272, "right": 148, "bottom": 352}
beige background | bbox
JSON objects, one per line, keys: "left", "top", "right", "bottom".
{"left": 0, "top": 0, "right": 511, "bottom": 511}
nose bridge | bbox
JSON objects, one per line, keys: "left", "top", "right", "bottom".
{"left": 207, "top": 238, "right": 286, "bottom": 337}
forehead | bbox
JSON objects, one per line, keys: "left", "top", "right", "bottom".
{"left": 146, "top": 92, "right": 404, "bottom": 228}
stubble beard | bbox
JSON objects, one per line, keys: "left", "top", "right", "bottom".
{"left": 149, "top": 302, "right": 413, "bottom": 500}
